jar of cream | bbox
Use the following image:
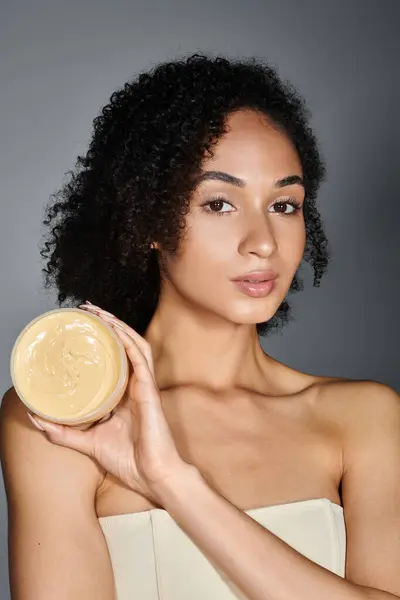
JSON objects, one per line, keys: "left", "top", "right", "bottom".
{"left": 10, "top": 308, "right": 129, "bottom": 428}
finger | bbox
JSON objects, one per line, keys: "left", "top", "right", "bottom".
{"left": 81, "top": 306, "right": 154, "bottom": 374}
{"left": 79, "top": 303, "right": 115, "bottom": 319}
{"left": 109, "top": 318, "right": 154, "bottom": 371}
{"left": 111, "top": 323, "right": 157, "bottom": 392}
{"left": 97, "top": 411, "right": 114, "bottom": 424}
{"left": 27, "top": 413, "right": 95, "bottom": 457}
{"left": 79, "top": 304, "right": 148, "bottom": 348}
{"left": 108, "top": 328, "right": 170, "bottom": 443}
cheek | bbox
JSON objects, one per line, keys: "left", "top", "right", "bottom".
{"left": 278, "top": 220, "right": 306, "bottom": 266}
{"left": 183, "top": 235, "right": 231, "bottom": 279}
{"left": 161, "top": 228, "right": 233, "bottom": 294}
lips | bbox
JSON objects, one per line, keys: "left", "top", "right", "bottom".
{"left": 232, "top": 270, "right": 277, "bottom": 283}
{"left": 233, "top": 278, "right": 277, "bottom": 298}
{"left": 242, "top": 278, "right": 269, "bottom": 282}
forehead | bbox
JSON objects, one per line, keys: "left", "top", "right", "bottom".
{"left": 203, "top": 110, "right": 302, "bottom": 181}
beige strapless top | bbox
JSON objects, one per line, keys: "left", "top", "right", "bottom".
{"left": 99, "top": 497, "right": 346, "bottom": 600}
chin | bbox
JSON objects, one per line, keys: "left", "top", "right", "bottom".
{"left": 228, "top": 304, "right": 280, "bottom": 326}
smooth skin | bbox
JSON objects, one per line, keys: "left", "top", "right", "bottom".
{"left": 1, "top": 110, "right": 399, "bottom": 599}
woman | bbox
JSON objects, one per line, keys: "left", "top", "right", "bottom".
{"left": 1, "top": 54, "right": 399, "bottom": 600}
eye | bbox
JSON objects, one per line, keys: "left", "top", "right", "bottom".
{"left": 201, "top": 196, "right": 235, "bottom": 216}
{"left": 201, "top": 196, "right": 303, "bottom": 217}
{"left": 269, "top": 199, "right": 302, "bottom": 215}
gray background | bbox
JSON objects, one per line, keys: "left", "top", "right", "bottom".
{"left": 1, "top": 0, "right": 399, "bottom": 596}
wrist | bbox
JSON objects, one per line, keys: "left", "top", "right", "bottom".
{"left": 151, "top": 462, "right": 203, "bottom": 508}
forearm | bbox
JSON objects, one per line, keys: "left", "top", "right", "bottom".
{"left": 154, "top": 466, "right": 398, "bottom": 600}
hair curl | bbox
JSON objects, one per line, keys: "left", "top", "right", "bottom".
{"left": 40, "top": 53, "right": 329, "bottom": 336}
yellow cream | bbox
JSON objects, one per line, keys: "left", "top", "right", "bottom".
{"left": 11, "top": 308, "right": 128, "bottom": 424}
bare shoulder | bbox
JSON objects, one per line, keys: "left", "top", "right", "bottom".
{"left": 275, "top": 358, "right": 399, "bottom": 431}
{"left": 0, "top": 386, "right": 104, "bottom": 497}
{"left": 265, "top": 355, "right": 398, "bottom": 423}
{"left": 314, "top": 376, "right": 399, "bottom": 409}
{"left": 308, "top": 376, "right": 400, "bottom": 435}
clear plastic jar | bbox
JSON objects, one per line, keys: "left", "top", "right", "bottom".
{"left": 10, "top": 308, "right": 129, "bottom": 428}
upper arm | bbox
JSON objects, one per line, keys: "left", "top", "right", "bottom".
{"left": 339, "top": 381, "right": 400, "bottom": 596}
{"left": 0, "top": 387, "right": 115, "bottom": 600}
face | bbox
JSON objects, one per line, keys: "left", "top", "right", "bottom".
{"left": 158, "top": 109, "right": 306, "bottom": 326}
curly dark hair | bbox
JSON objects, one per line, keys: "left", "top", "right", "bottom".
{"left": 40, "top": 53, "right": 329, "bottom": 337}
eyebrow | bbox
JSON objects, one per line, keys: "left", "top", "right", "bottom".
{"left": 198, "top": 171, "right": 304, "bottom": 188}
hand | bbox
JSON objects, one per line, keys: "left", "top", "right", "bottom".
{"left": 27, "top": 303, "right": 191, "bottom": 505}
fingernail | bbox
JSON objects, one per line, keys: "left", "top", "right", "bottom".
{"left": 100, "top": 313, "right": 117, "bottom": 321}
{"left": 79, "top": 301, "right": 94, "bottom": 308}
{"left": 108, "top": 318, "right": 120, "bottom": 327}
{"left": 28, "top": 413, "right": 63, "bottom": 434}
{"left": 79, "top": 306, "right": 103, "bottom": 317}
{"left": 79, "top": 304, "right": 118, "bottom": 322}
{"left": 94, "top": 308, "right": 116, "bottom": 318}
{"left": 27, "top": 413, "right": 45, "bottom": 431}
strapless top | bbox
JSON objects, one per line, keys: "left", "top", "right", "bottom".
{"left": 99, "top": 497, "right": 346, "bottom": 600}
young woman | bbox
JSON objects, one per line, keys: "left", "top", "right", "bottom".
{"left": 1, "top": 54, "right": 399, "bottom": 600}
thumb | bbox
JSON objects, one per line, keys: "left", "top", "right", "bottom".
{"left": 27, "top": 413, "right": 94, "bottom": 457}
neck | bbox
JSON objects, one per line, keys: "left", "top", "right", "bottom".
{"left": 144, "top": 293, "right": 276, "bottom": 394}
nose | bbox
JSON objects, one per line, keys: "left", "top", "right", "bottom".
{"left": 238, "top": 216, "right": 278, "bottom": 259}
